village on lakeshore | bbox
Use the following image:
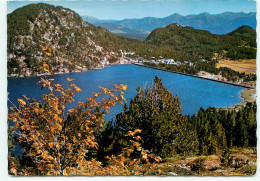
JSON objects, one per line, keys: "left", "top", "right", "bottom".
{"left": 6, "top": 1, "right": 257, "bottom": 176}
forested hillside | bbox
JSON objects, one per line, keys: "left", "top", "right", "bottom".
{"left": 7, "top": 3, "right": 120, "bottom": 76}
{"left": 145, "top": 24, "right": 256, "bottom": 60}
{"left": 7, "top": 3, "right": 256, "bottom": 77}
{"left": 7, "top": 3, "right": 257, "bottom": 175}
{"left": 99, "top": 76, "right": 256, "bottom": 158}
{"left": 7, "top": 3, "right": 161, "bottom": 76}
{"left": 93, "top": 23, "right": 256, "bottom": 62}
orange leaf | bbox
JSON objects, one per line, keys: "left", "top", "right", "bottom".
{"left": 71, "top": 84, "right": 81, "bottom": 92}
{"left": 44, "top": 52, "right": 52, "bottom": 56}
{"left": 17, "top": 98, "right": 26, "bottom": 106}
{"left": 92, "top": 92, "right": 99, "bottom": 97}
{"left": 67, "top": 78, "right": 74, "bottom": 82}
{"left": 120, "top": 84, "right": 127, "bottom": 91}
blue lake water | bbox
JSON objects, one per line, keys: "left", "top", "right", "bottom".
{"left": 8, "top": 64, "right": 244, "bottom": 120}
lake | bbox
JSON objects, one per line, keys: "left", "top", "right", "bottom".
{"left": 8, "top": 64, "right": 244, "bottom": 120}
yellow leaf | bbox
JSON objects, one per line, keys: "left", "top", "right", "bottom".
{"left": 75, "top": 86, "right": 81, "bottom": 92}
{"left": 17, "top": 98, "right": 26, "bottom": 106}
{"left": 98, "top": 86, "right": 109, "bottom": 94}
{"left": 154, "top": 156, "right": 162, "bottom": 162}
{"left": 67, "top": 78, "right": 74, "bottom": 82}
{"left": 44, "top": 52, "right": 52, "bottom": 56}
{"left": 121, "top": 156, "right": 125, "bottom": 162}
{"left": 120, "top": 84, "right": 127, "bottom": 91}
{"left": 40, "top": 45, "right": 49, "bottom": 50}
{"left": 119, "top": 94, "right": 125, "bottom": 101}
{"left": 12, "top": 118, "right": 17, "bottom": 122}
{"left": 133, "top": 129, "right": 142, "bottom": 135}
{"left": 47, "top": 155, "right": 54, "bottom": 160}
{"left": 114, "top": 84, "right": 119, "bottom": 89}
{"left": 92, "top": 92, "right": 99, "bottom": 97}
{"left": 71, "top": 84, "right": 81, "bottom": 92}
{"left": 20, "top": 125, "right": 26, "bottom": 130}
{"left": 49, "top": 142, "right": 54, "bottom": 148}
{"left": 10, "top": 168, "right": 17, "bottom": 176}
{"left": 57, "top": 124, "right": 62, "bottom": 131}
{"left": 43, "top": 63, "right": 51, "bottom": 74}
{"left": 118, "top": 100, "right": 123, "bottom": 105}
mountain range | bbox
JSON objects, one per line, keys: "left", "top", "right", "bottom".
{"left": 7, "top": 3, "right": 256, "bottom": 77}
{"left": 83, "top": 12, "right": 256, "bottom": 40}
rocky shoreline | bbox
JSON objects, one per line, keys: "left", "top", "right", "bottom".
{"left": 7, "top": 58, "right": 133, "bottom": 78}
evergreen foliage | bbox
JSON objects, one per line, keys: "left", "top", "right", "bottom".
{"left": 8, "top": 71, "right": 257, "bottom": 174}
{"left": 98, "top": 77, "right": 256, "bottom": 160}
{"left": 145, "top": 24, "right": 256, "bottom": 60}
{"left": 188, "top": 102, "right": 256, "bottom": 154}
{"left": 8, "top": 54, "right": 163, "bottom": 175}
{"left": 7, "top": 3, "right": 256, "bottom": 77}
{"left": 98, "top": 76, "right": 196, "bottom": 158}
{"left": 144, "top": 61, "right": 255, "bottom": 83}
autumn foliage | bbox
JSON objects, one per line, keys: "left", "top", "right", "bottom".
{"left": 8, "top": 47, "right": 161, "bottom": 175}
{"left": 8, "top": 46, "right": 256, "bottom": 176}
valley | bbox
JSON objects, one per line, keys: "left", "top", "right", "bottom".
{"left": 7, "top": 3, "right": 256, "bottom": 82}
{"left": 83, "top": 12, "right": 256, "bottom": 40}
{"left": 6, "top": 2, "right": 257, "bottom": 176}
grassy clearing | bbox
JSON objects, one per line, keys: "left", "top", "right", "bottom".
{"left": 216, "top": 59, "right": 256, "bottom": 74}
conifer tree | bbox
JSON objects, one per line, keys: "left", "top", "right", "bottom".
{"left": 109, "top": 76, "right": 187, "bottom": 157}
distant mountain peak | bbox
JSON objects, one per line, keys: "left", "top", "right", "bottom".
{"left": 166, "top": 13, "right": 182, "bottom": 18}
{"left": 228, "top": 25, "right": 256, "bottom": 36}
{"left": 84, "top": 11, "right": 256, "bottom": 39}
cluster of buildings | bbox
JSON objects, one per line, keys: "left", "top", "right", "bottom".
{"left": 150, "top": 56, "right": 194, "bottom": 66}
{"left": 119, "top": 49, "right": 135, "bottom": 58}
{"left": 118, "top": 50, "right": 196, "bottom": 66}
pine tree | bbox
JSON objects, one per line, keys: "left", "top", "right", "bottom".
{"left": 108, "top": 76, "right": 187, "bottom": 157}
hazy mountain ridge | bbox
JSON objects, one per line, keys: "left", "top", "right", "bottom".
{"left": 82, "top": 16, "right": 150, "bottom": 41}
{"left": 83, "top": 12, "right": 256, "bottom": 40}
{"left": 96, "top": 23, "right": 150, "bottom": 41}
{"left": 7, "top": 3, "right": 256, "bottom": 77}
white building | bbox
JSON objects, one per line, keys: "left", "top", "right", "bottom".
{"left": 162, "top": 59, "right": 175, "bottom": 64}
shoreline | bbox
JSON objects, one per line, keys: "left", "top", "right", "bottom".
{"left": 8, "top": 63, "right": 256, "bottom": 110}
{"left": 220, "top": 88, "right": 256, "bottom": 111}
{"left": 8, "top": 68, "right": 91, "bottom": 78}
{"left": 132, "top": 63, "right": 255, "bottom": 89}
{"left": 7, "top": 61, "right": 133, "bottom": 78}
{"left": 131, "top": 63, "right": 256, "bottom": 110}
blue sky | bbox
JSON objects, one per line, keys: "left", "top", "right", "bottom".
{"left": 7, "top": 0, "right": 257, "bottom": 20}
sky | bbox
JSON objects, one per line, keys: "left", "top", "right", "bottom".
{"left": 7, "top": 0, "right": 257, "bottom": 20}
